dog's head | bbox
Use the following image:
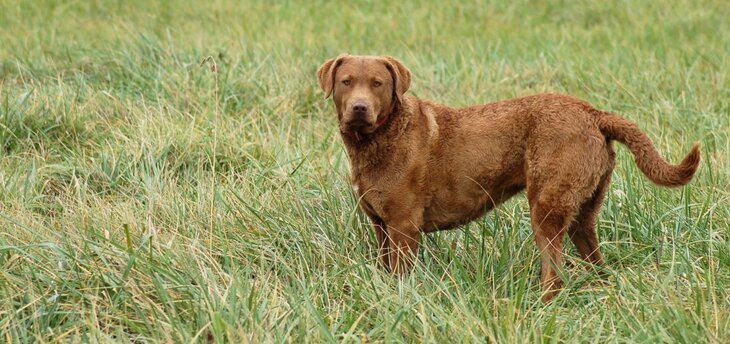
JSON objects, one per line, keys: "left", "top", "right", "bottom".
{"left": 317, "top": 54, "right": 411, "bottom": 135}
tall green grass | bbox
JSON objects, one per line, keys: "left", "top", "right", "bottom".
{"left": 1, "top": 0, "right": 728, "bottom": 342}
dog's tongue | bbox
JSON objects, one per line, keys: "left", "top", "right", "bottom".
{"left": 343, "top": 129, "right": 362, "bottom": 141}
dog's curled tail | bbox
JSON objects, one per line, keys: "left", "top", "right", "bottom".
{"left": 594, "top": 110, "right": 701, "bottom": 187}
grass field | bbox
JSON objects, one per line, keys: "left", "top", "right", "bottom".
{"left": 1, "top": 0, "right": 729, "bottom": 342}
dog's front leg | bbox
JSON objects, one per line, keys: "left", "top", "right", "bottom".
{"left": 364, "top": 213, "right": 390, "bottom": 270}
{"left": 384, "top": 214, "right": 423, "bottom": 274}
{"left": 359, "top": 200, "right": 392, "bottom": 270}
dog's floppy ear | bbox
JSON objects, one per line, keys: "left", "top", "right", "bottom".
{"left": 317, "top": 54, "right": 348, "bottom": 99}
{"left": 382, "top": 56, "right": 412, "bottom": 104}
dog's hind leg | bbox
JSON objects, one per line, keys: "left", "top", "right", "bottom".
{"left": 568, "top": 143, "right": 614, "bottom": 270}
{"left": 526, "top": 137, "right": 607, "bottom": 301}
{"left": 568, "top": 171, "right": 612, "bottom": 267}
{"left": 528, "top": 196, "right": 575, "bottom": 303}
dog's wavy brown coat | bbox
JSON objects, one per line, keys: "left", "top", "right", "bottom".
{"left": 317, "top": 54, "right": 700, "bottom": 302}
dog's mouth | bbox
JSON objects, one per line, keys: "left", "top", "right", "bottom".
{"left": 343, "top": 118, "right": 376, "bottom": 134}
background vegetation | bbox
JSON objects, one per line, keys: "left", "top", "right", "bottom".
{"left": 1, "top": 0, "right": 728, "bottom": 342}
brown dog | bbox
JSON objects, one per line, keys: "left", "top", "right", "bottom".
{"left": 317, "top": 54, "right": 700, "bottom": 302}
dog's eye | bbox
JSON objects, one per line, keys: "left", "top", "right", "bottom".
{"left": 373, "top": 81, "right": 382, "bottom": 87}
{"left": 342, "top": 80, "right": 351, "bottom": 86}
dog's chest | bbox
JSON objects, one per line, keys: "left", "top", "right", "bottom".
{"left": 352, "top": 180, "right": 384, "bottom": 219}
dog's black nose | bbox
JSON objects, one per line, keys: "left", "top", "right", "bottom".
{"left": 352, "top": 102, "right": 368, "bottom": 115}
